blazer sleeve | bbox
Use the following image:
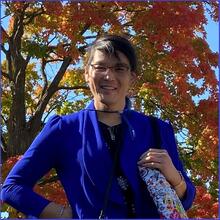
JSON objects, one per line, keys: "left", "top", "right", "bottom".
{"left": 159, "top": 119, "right": 196, "bottom": 210}
{"left": 1, "top": 115, "right": 63, "bottom": 217}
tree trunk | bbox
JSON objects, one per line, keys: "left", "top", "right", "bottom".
{"left": 7, "top": 127, "right": 39, "bottom": 157}
{"left": 3, "top": 4, "right": 72, "bottom": 160}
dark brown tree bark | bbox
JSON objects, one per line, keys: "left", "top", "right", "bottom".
{"left": 2, "top": 5, "right": 73, "bottom": 158}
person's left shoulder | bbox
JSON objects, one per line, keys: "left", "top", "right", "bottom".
{"left": 128, "top": 110, "right": 173, "bottom": 128}
{"left": 151, "top": 117, "right": 176, "bottom": 137}
{"left": 151, "top": 116, "right": 173, "bottom": 128}
{"left": 126, "top": 110, "right": 149, "bottom": 122}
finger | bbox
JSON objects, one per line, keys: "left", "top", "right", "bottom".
{"left": 138, "top": 155, "right": 162, "bottom": 165}
{"left": 138, "top": 161, "right": 161, "bottom": 169}
{"left": 146, "top": 151, "right": 169, "bottom": 159}
{"left": 148, "top": 148, "right": 167, "bottom": 153}
{"left": 146, "top": 153, "right": 171, "bottom": 167}
{"left": 140, "top": 151, "right": 149, "bottom": 160}
{"left": 139, "top": 148, "right": 165, "bottom": 159}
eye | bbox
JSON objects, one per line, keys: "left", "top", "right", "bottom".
{"left": 115, "top": 66, "right": 128, "bottom": 72}
{"left": 94, "top": 65, "right": 106, "bottom": 71}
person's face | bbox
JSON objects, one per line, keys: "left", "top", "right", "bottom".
{"left": 85, "top": 50, "right": 136, "bottom": 110}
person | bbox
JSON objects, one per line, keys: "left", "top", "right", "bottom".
{"left": 1, "top": 34, "right": 196, "bottom": 218}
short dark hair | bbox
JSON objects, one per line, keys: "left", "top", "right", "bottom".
{"left": 85, "top": 34, "right": 137, "bottom": 72}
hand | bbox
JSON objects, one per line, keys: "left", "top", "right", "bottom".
{"left": 137, "top": 148, "right": 181, "bottom": 187}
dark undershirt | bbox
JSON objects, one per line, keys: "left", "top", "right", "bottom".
{"left": 98, "top": 121, "right": 136, "bottom": 218}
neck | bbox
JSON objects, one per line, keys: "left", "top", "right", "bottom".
{"left": 97, "top": 111, "right": 121, "bottom": 126}
{"left": 94, "top": 101, "right": 124, "bottom": 126}
{"left": 94, "top": 100, "right": 125, "bottom": 112}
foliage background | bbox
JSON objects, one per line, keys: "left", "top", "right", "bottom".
{"left": 1, "top": 1, "right": 219, "bottom": 218}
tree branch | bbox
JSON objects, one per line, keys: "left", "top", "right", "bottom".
{"left": 46, "top": 58, "right": 65, "bottom": 63}
{"left": 1, "top": 134, "right": 8, "bottom": 152}
{"left": 24, "top": 6, "right": 45, "bottom": 25}
{"left": 80, "top": 22, "right": 92, "bottom": 36}
{"left": 47, "top": 35, "right": 57, "bottom": 47}
{"left": 42, "top": 91, "right": 70, "bottom": 122}
{"left": 84, "top": 35, "right": 97, "bottom": 40}
{"left": 29, "top": 57, "right": 72, "bottom": 133}
{"left": 40, "top": 58, "right": 48, "bottom": 98}
{"left": 1, "top": 44, "right": 8, "bottom": 55}
{"left": 38, "top": 57, "right": 72, "bottom": 110}
{"left": 56, "top": 85, "right": 89, "bottom": 91}
{"left": 2, "top": 70, "right": 15, "bottom": 82}
{"left": 42, "top": 103, "right": 60, "bottom": 124}
{"left": 38, "top": 174, "right": 58, "bottom": 186}
{"left": 1, "top": 25, "right": 9, "bottom": 42}
{"left": 3, "top": 1, "right": 11, "bottom": 12}
{"left": 1, "top": 14, "right": 10, "bottom": 20}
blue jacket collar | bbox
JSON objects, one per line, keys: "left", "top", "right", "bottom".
{"left": 80, "top": 99, "right": 141, "bottom": 210}
{"left": 85, "top": 99, "right": 136, "bottom": 140}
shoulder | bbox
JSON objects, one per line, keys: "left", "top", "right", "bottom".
{"left": 128, "top": 110, "right": 173, "bottom": 129}
{"left": 33, "top": 112, "right": 83, "bottom": 151}
{"left": 44, "top": 111, "right": 83, "bottom": 133}
{"left": 149, "top": 115, "right": 173, "bottom": 131}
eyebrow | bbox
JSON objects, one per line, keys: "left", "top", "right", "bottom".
{"left": 92, "top": 62, "right": 130, "bottom": 67}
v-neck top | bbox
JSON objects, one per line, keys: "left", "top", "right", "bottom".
{"left": 98, "top": 121, "right": 136, "bottom": 218}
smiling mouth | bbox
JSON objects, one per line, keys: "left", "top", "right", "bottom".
{"left": 100, "top": 86, "right": 117, "bottom": 90}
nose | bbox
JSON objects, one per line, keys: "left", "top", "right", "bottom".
{"left": 103, "top": 68, "right": 115, "bottom": 80}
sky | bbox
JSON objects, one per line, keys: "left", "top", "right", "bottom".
{"left": 205, "top": 13, "right": 219, "bottom": 53}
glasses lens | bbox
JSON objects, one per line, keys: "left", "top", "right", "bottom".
{"left": 92, "top": 65, "right": 106, "bottom": 72}
{"left": 91, "top": 64, "right": 129, "bottom": 74}
{"left": 114, "top": 65, "right": 129, "bottom": 72}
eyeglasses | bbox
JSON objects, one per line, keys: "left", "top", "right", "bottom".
{"left": 90, "top": 63, "right": 130, "bottom": 74}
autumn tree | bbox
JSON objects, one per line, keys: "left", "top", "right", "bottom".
{"left": 1, "top": 1, "right": 218, "bottom": 218}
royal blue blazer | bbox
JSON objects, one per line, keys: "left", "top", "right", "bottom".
{"left": 1, "top": 101, "right": 196, "bottom": 218}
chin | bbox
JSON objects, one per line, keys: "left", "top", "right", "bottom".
{"left": 101, "top": 99, "right": 116, "bottom": 106}
{"left": 96, "top": 94, "right": 125, "bottom": 108}
{"left": 98, "top": 96, "right": 114, "bottom": 104}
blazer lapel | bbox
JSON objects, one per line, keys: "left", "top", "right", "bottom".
{"left": 81, "top": 102, "right": 124, "bottom": 206}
